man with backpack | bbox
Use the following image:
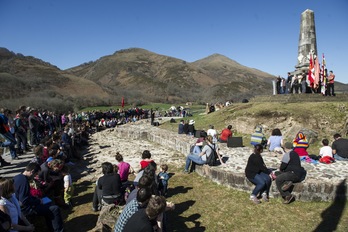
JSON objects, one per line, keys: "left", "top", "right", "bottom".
{"left": 184, "top": 135, "right": 224, "bottom": 173}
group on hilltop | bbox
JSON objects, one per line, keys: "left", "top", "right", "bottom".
{"left": 276, "top": 69, "right": 336, "bottom": 96}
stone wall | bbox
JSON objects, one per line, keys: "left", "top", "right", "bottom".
{"left": 113, "top": 124, "right": 347, "bottom": 202}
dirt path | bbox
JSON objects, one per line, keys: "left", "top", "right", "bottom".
{"left": 67, "top": 126, "right": 184, "bottom": 231}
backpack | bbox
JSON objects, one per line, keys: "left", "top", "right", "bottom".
{"left": 206, "top": 144, "right": 218, "bottom": 166}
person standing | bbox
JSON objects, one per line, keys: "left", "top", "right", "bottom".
{"left": 150, "top": 109, "right": 155, "bottom": 125}
{"left": 28, "top": 110, "right": 41, "bottom": 146}
{"left": 158, "top": 164, "right": 169, "bottom": 197}
{"left": 61, "top": 165, "right": 74, "bottom": 207}
{"left": 286, "top": 72, "right": 293, "bottom": 94}
{"left": 245, "top": 144, "right": 272, "bottom": 204}
{"left": 327, "top": 70, "right": 335, "bottom": 96}
{"left": 0, "top": 110, "right": 18, "bottom": 160}
{"left": 275, "top": 142, "right": 306, "bottom": 204}
{"left": 301, "top": 72, "right": 307, "bottom": 94}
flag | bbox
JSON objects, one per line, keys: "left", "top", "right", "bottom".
{"left": 321, "top": 54, "right": 327, "bottom": 95}
{"left": 121, "top": 96, "right": 125, "bottom": 108}
{"left": 314, "top": 57, "right": 320, "bottom": 89}
{"left": 308, "top": 52, "right": 314, "bottom": 88}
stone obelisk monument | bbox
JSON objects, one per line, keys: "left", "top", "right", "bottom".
{"left": 295, "top": 9, "right": 317, "bottom": 74}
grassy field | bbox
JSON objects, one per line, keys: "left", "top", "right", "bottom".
{"left": 67, "top": 101, "right": 348, "bottom": 231}
{"left": 64, "top": 164, "right": 348, "bottom": 232}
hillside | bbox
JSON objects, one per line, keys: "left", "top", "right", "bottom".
{"left": 1, "top": 46, "right": 347, "bottom": 111}
{"left": 67, "top": 48, "right": 276, "bottom": 104}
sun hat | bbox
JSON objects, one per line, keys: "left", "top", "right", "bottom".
{"left": 189, "top": 120, "right": 195, "bottom": 125}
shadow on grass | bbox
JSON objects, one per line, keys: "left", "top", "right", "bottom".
{"left": 167, "top": 200, "right": 205, "bottom": 231}
{"left": 64, "top": 214, "right": 99, "bottom": 231}
{"left": 74, "top": 192, "right": 94, "bottom": 206}
{"left": 313, "top": 178, "right": 347, "bottom": 232}
{"left": 166, "top": 185, "right": 193, "bottom": 198}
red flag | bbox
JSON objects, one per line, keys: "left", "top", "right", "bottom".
{"left": 121, "top": 97, "right": 125, "bottom": 108}
{"left": 308, "top": 52, "right": 314, "bottom": 88}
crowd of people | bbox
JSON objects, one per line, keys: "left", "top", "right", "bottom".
{"left": 0, "top": 105, "right": 100, "bottom": 231}
{"left": 90, "top": 149, "right": 174, "bottom": 232}
{"left": 1, "top": 103, "right": 348, "bottom": 230}
{"left": 0, "top": 104, "right": 177, "bottom": 231}
{"left": 275, "top": 70, "right": 336, "bottom": 96}
{"left": 179, "top": 120, "right": 348, "bottom": 206}
{"left": 247, "top": 125, "right": 348, "bottom": 204}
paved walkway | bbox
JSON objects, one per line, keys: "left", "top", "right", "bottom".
{"left": 0, "top": 148, "right": 35, "bottom": 178}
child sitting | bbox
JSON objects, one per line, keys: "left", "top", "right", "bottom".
{"left": 319, "top": 138, "right": 333, "bottom": 158}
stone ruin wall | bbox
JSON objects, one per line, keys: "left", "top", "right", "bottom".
{"left": 112, "top": 125, "right": 347, "bottom": 202}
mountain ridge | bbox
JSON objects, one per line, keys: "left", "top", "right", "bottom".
{"left": 1, "top": 47, "right": 347, "bottom": 112}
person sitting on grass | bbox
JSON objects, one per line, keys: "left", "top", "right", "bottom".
{"left": 275, "top": 142, "right": 306, "bottom": 204}
{"left": 245, "top": 144, "right": 272, "bottom": 204}
{"left": 267, "top": 128, "right": 284, "bottom": 155}
{"left": 250, "top": 125, "right": 267, "bottom": 149}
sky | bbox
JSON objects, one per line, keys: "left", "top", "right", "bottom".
{"left": 1, "top": 0, "right": 347, "bottom": 83}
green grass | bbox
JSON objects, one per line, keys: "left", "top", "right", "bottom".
{"left": 165, "top": 165, "right": 348, "bottom": 232}
{"left": 65, "top": 164, "right": 348, "bottom": 232}
{"left": 67, "top": 101, "right": 348, "bottom": 231}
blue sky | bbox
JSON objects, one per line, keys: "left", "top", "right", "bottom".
{"left": 1, "top": 0, "right": 347, "bottom": 83}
